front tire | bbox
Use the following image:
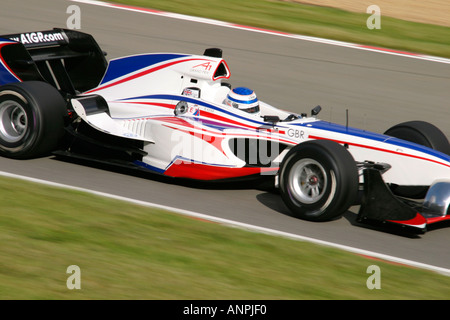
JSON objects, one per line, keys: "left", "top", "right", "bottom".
{"left": 279, "top": 140, "right": 359, "bottom": 222}
{"left": 384, "top": 120, "right": 450, "bottom": 155}
{"left": 384, "top": 121, "right": 450, "bottom": 198}
{"left": 0, "top": 81, "right": 67, "bottom": 159}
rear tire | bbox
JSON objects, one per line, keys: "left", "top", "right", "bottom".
{"left": 0, "top": 81, "right": 67, "bottom": 159}
{"left": 279, "top": 140, "right": 359, "bottom": 222}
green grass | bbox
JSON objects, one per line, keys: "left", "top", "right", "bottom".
{"left": 2, "top": 2, "right": 450, "bottom": 299}
{"left": 0, "top": 176, "right": 449, "bottom": 299}
{"left": 110, "top": 0, "right": 450, "bottom": 58}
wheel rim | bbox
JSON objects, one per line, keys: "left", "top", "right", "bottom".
{"left": 0, "top": 100, "right": 28, "bottom": 143}
{"left": 288, "top": 158, "right": 327, "bottom": 204}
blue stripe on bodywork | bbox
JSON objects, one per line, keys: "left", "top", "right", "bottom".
{"left": 120, "top": 94, "right": 270, "bottom": 126}
{"left": 293, "top": 120, "right": 387, "bottom": 142}
{"left": 0, "top": 41, "right": 20, "bottom": 85}
{"left": 190, "top": 117, "right": 243, "bottom": 131}
{"left": 297, "top": 120, "right": 450, "bottom": 162}
{"left": 120, "top": 95, "right": 450, "bottom": 163}
{"left": 0, "top": 63, "right": 19, "bottom": 85}
{"left": 101, "top": 54, "right": 189, "bottom": 84}
{"left": 133, "top": 160, "right": 166, "bottom": 174}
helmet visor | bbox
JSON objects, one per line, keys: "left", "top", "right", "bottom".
{"left": 242, "top": 105, "right": 260, "bottom": 114}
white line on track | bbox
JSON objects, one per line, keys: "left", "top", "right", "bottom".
{"left": 1, "top": 170, "right": 449, "bottom": 277}
{"left": 72, "top": 0, "right": 450, "bottom": 65}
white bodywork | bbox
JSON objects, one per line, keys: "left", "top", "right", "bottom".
{"left": 71, "top": 52, "right": 450, "bottom": 185}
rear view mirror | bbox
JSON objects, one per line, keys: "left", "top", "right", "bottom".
{"left": 263, "top": 115, "right": 280, "bottom": 124}
{"left": 311, "top": 105, "right": 321, "bottom": 116}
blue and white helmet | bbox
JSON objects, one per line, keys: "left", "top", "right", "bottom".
{"left": 225, "top": 87, "right": 260, "bottom": 114}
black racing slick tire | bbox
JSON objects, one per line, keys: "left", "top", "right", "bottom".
{"left": 384, "top": 120, "right": 450, "bottom": 155}
{"left": 279, "top": 140, "right": 359, "bottom": 222}
{"left": 0, "top": 81, "right": 67, "bottom": 159}
{"left": 384, "top": 121, "right": 450, "bottom": 198}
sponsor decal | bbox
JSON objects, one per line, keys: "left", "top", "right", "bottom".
{"left": 190, "top": 61, "right": 215, "bottom": 76}
{"left": 8, "top": 31, "right": 65, "bottom": 45}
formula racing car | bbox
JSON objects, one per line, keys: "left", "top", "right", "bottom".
{"left": 0, "top": 28, "right": 449, "bottom": 233}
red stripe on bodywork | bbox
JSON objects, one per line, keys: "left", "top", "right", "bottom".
{"left": 309, "top": 135, "right": 450, "bottom": 168}
{"left": 164, "top": 124, "right": 227, "bottom": 156}
{"left": 156, "top": 117, "right": 196, "bottom": 128}
{"left": 201, "top": 110, "right": 258, "bottom": 130}
{"left": 165, "top": 160, "right": 278, "bottom": 180}
{"left": 425, "top": 215, "right": 450, "bottom": 225}
{"left": 116, "top": 101, "right": 175, "bottom": 109}
{"left": 387, "top": 213, "right": 427, "bottom": 227}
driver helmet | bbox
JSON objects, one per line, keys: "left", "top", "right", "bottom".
{"left": 225, "top": 87, "right": 260, "bottom": 114}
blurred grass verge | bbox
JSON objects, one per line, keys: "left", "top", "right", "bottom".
{"left": 0, "top": 176, "right": 449, "bottom": 299}
{"left": 110, "top": 0, "right": 450, "bottom": 58}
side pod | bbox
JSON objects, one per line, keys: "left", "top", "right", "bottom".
{"left": 71, "top": 96, "right": 154, "bottom": 143}
{"left": 357, "top": 168, "right": 427, "bottom": 232}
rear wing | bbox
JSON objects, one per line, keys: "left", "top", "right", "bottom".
{"left": 0, "top": 28, "right": 107, "bottom": 94}
{"left": 3, "top": 29, "right": 68, "bottom": 49}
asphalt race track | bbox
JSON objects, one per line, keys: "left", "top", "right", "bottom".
{"left": 1, "top": 0, "right": 450, "bottom": 271}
